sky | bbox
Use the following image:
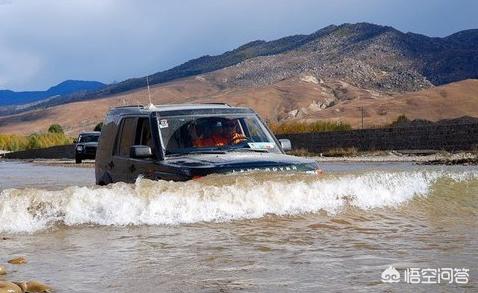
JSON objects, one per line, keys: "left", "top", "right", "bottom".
{"left": 0, "top": 0, "right": 477, "bottom": 91}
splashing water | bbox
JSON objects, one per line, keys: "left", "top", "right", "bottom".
{"left": 0, "top": 170, "right": 477, "bottom": 233}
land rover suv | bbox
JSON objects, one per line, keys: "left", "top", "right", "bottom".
{"left": 95, "top": 104, "right": 320, "bottom": 184}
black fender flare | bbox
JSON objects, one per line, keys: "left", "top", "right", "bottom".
{"left": 97, "top": 172, "right": 112, "bottom": 186}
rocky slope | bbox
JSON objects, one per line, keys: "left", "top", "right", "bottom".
{"left": 91, "top": 23, "right": 478, "bottom": 93}
{"left": 205, "top": 23, "right": 477, "bottom": 92}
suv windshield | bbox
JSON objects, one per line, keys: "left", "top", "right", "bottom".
{"left": 78, "top": 134, "right": 99, "bottom": 143}
{"left": 157, "top": 114, "right": 281, "bottom": 155}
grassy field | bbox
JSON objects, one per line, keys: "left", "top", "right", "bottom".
{"left": 0, "top": 133, "right": 73, "bottom": 152}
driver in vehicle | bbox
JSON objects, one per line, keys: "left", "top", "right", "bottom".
{"left": 191, "top": 119, "right": 247, "bottom": 147}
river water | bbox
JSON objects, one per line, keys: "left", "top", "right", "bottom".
{"left": 0, "top": 160, "right": 476, "bottom": 292}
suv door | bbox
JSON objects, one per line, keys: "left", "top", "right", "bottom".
{"left": 111, "top": 117, "right": 137, "bottom": 183}
{"left": 129, "top": 117, "right": 157, "bottom": 181}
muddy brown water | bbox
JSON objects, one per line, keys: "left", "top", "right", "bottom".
{"left": 0, "top": 160, "right": 477, "bottom": 292}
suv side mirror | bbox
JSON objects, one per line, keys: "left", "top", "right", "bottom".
{"left": 73, "top": 139, "right": 78, "bottom": 143}
{"left": 279, "top": 139, "right": 292, "bottom": 151}
{"left": 130, "top": 145, "right": 153, "bottom": 159}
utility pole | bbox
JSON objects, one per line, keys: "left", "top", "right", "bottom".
{"left": 146, "top": 75, "right": 152, "bottom": 105}
{"left": 360, "top": 106, "right": 364, "bottom": 129}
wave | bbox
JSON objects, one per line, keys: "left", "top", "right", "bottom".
{"left": 0, "top": 170, "right": 476, "bottom": 233}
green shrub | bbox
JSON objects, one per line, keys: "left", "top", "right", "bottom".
{"left": 48, "top": 124, "right": 64, "bottom": 134}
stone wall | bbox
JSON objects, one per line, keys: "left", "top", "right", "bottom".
{"left": 4, "top": 144, "right": 75, "bottom": 159}
{"left": 277, "top": 123, "right": 478, "bottom": 153}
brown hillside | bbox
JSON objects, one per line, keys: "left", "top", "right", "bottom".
{"left": 0, "top": 78, "right": 477, "bottom": 135}
{"left": 302, "top": 79, "right": 478, "bottom": 128}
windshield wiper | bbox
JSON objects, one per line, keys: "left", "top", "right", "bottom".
{"left": 236, "top": 148, "right": 268, "bottom": 153}
{"left": 221, "top": 146, "right": 269, "bottom": 153}
{"left": 189, "top": 150, "right": 227, "bottom": 154}
{"left": 166, "top": 150, "right": 227, "bottom": 156}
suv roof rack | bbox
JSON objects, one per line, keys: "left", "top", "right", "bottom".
{"left": 111, "top": 103, "right": 231, "bottom": 110}
{"left": 199, "top": 102, "right": 231, "bottom": 107}
{"left": 111, "top": 105, "right": 145, "bottom": 109}
{"left": 107, "top": 103, "right": 239, "bottom": 117}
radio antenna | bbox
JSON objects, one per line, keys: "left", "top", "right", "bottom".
{"left": 146, "top": 75, "right": 153, "bottom": 107}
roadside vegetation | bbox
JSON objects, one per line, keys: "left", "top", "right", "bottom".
{"left": 322, "top": 147, "right": 358, "bottom": 157}
{"left": 269, "top": 120, "right": 352, "bottom": 135}
{"left": 388, "top": 114, "right": 410, "bottom": 127}
{"left": 0, "top": 124, "right": 72, "bottom": 152}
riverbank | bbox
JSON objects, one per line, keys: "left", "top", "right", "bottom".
{"left": 311, "top": 151, "right": 478, "bottom": 164}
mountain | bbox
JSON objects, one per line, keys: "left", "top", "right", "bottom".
{"left": 0, "top": 80, "right": 106, "bottom": 106}
{"left": 204, "top": 23, "right": 478, "bottom": 91}
{"left": 97, "top": 23, "right": 478, "bottom": 93}
{"left": 0, "top": 22, "right": 477, "bottom": 134}
{"left": 2, "top": 23, "right": 477, "bottom": 115}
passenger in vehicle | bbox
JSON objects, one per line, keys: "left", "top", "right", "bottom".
{"left": 223, "top": 119, "right": 247, "bottom": 145}
{"left": 191, "top": 119, "right": 246, "bottom": 147}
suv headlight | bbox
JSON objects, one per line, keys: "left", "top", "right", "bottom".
{"left": 76, "top": 145, "right": 84, "bottom": 151}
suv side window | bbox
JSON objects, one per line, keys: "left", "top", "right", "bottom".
{"left": 115, "top": 117, "right": 137, "bottom": 157}
{"left": 136, "top": 117, "right": 154, "bottom": 149}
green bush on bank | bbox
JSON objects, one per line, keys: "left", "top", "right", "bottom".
{"left": 47, "top": 123, "right": 64, "bottom": 134}
{"left": 0, "top": 133, "right": 73, "bottom": 152}
{"left": 269, "top": 120, "right": 352, "bottom": 135}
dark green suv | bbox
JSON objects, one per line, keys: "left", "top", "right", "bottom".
{"left": 95, "top": 104, "right": 320, "bottom": 184}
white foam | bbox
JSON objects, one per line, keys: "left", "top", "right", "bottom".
{"left": 0, "top": 170, "right": 476, "bottom": 233}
